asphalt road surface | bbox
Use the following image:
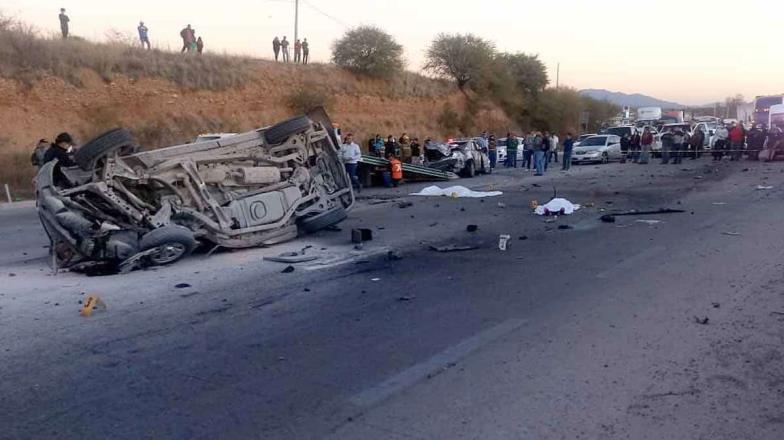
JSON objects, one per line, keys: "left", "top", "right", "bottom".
{"left": 2, "top": 159, "right": 784, "bottom": 439}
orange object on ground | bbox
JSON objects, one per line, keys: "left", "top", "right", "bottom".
{"left": 80, "top": 294, "right": 107, "bottom": 317}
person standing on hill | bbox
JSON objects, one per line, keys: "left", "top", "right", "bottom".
{"left": 294, "top": 39, "right": 302, "bottom": 63}
{"left": 272, "top": 37, "right": 281, "bottom": 61}
{"left": 196, "top": 37, "right": 204, "bottom": 55}
{"left": 180, "top": 25, "right": 195, "bottom": 53}
{"left": 59, "top": 8, "right": 70, "bottom": 39}
{"left": 302, "top": 38, "right": 310, "bottom": 64}
{"left": 281, "top": 36, "right": 290, "bottom": 62}
{"left": 137, "top": 21, "right": 151, "bottom": 49}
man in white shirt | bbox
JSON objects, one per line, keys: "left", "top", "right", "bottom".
{"left": 340, "top": 133, "right": 362, "bottom": 192}
{"left": 549, "top": 134, "right": 559, "bottom": 163}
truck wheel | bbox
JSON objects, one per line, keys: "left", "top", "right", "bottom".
{"left": 74, "top": 128, "right": 134, "bottom": 171}
{"left": 264, "top": 115, "right": 313, "bottom": 145}
{"left": 299, "top": 207, "right": 347, "bottom": 233}
{"left": 139, "top": 225, "right": 197, "bottom": 266}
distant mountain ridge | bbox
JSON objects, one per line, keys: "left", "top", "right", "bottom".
{"left": 579, "top": 89, "right": 683, "bottom": 109}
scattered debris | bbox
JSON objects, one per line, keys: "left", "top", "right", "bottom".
{"left": 397, "top": 201, "right": 414, "bottom": 209}
{"left": 80, "top": 294, "right": 107, "bottom": 317}
{"left": 8, "top": 273, "right": 16, "bottom": 277}
{"left": 386, "top": 250, "right": 403, "bottom": 261}
{"left": 429, "top": 244, "right": 479, "bottom": 253}
{"left": 694, "top": 176, "right": 705, "bottom": 180}
{"left": 557, "top": 225, "right": 573, "bottom": 230}
{"left": 351, "top": 228, "right": 373, "bottom": 243}
{"left": 600, "top": 208, "right": 685, "bottom": 223}
{"left": 281, "top": 266, "right": 295, "bottom": 274}
{"left": 712, "top": 202, "right": 727, "bottom": 206}
{"left": 584, "top": 202, "right": 595, "bottom": 208}
{"left": 712, "top": 302, "right": 721, "bottom": 308}
{"left": 518, "top": 235, "right": 528, "bottom": 241}
{"left": 398, "top": 295, "right": 417, "bottom": 302}
{"left": 265, "top": 254, "right": 320, "bottom": 264}
{"left": 636, "top": 220, "right": 662, "bottom": 225}
{"left": 371, "top": 278, "right": 381, "bottom": 282}
{"left": 756, "top": 185, "right": 774, "bottom": 190}
{"left": 497, "top": 202, "right": 507, "bottom": 208}
{"left": 429, "top": 222, "right": 439, "bottom": 227}
{"left": 411, "top": 185, "right": 502, "bottom": 198}
{"left": 324, "top": 225, "right": 342, "bottom": 232}
{"left": 175, "top": 283, "right": 192, "bottom": 289}
{"left": 694, "top": 316, "right": 710, "bottom": 325}
{"left": 722, "top": 231, "right": 741, "bottom": 236}
{"left": 499, "top": 234, "right": 511, "bottom": 251}
{"left": 535, "top": 198, "right": 581, "bottom": 216}
{"left": 180, "top": 291, "right": 200, "bottom": 298}
{"left": 466, "top": 224, "right": 479, "bottom": 232}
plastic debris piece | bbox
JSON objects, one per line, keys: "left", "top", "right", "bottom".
{"left": 80, "top": 294, "right": 107, "bottom": 317}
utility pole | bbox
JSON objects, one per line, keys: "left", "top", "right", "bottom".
{"left": 294, "top": 0, "right": 299, "bottom": 43}
{"left": 556, "top": 62, "right": 560, "bottom": 89}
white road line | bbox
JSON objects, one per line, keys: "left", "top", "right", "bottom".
{"left": 596, "top": 245, "right": 667, "bottom": 279}
{"left": 349, "top": 318, "right": 526, "bottom": 408}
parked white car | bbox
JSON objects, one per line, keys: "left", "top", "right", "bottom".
{"left": 571, "top": 135, "right": 622, "bottom": 164}
{"left": 496, "top": 137, "right": 525, "bottom": 164}
{"left": 692, "top": 122, "right": 717, "bottom": 149}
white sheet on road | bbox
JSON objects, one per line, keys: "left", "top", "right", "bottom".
{"left": 411, "top": 185, "right": 503, "bottom": 198}
{"left": 534, "top": 198, "right": 581, "bottom": 215}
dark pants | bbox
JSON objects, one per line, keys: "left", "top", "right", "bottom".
{"left": 61, "top": 26, "right": 68, "bottom": 39}
{"left": 489, "top": 150, "right": 497, "bottom": 168}
{"left": 507, "top": 151, "right": 518, "bottom": 168}
{"left": 551, "top": 150, "right": 558, "bottom": 163}
{"left": 140, "top": 37, "right": 150, "bottom": 49}
{"left": 562, "top": 150, "right": 572, "bottom": 170}
{"left": 630, "top": 146, "right": 640, "bottom": 162}
{"left": 730, "top": 141, "right": 743, "bottom": 161}
{"left": 303, "top": 51, "right": 309, "bottom": 64}
{"left": 345, "top": 163, "right": 360, "bottom": 190}
{"left": 523, "top": 150, "right": 533, "bottom": 169}
{"left": 274, "top": 49, "right": 280, "bottom": 61}
{"left": 620, "top": 149, "right": 628, "bottom": 163}
{"left": 713, "top": 140, "right": 726, "bottom": 160}
{"left": 544, "top": 149, "right": 550, "bottom": 170}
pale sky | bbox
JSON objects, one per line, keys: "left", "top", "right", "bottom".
{"left": 2, "top": 0, "right": 781, "bottom": 105}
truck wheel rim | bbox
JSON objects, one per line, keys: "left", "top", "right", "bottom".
{"left": 150, "top": 243, "right": 187, "bottom": 265}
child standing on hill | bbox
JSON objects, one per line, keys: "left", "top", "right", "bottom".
{"left": 196, "top": 37, "right": 204, "bottom": 55}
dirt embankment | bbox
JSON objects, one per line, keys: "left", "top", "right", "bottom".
{"left": 0, "top": 60, "right": 512, "bottom": 197}
{"left": 0, "top": 61, "right": 512, "bottom": 150}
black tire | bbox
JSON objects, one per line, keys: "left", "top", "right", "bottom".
{"left": 463, "top": 160, "right": 476, "bottom": 178}
{"left": 139, "top": 225, "right": 197, "bottom": 266}
{"left": 74, "top": 128, "right": 134, "bottom": 171}
{"left": 264, "top": 115, "right": 313, "bottom": 145}
{"left": 299, "top": 207, "right": 348, "bottom": 234}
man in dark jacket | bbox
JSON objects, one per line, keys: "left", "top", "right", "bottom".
{"left": 272, "top": 37, "right": 281, "bottom": 61}
{"left": 746, "top": 125, "right": 767, "bottom": 161}
{"left": 505, "top": 133, "right": 519, "bottom": 168}
{"left": 43, "top": 133, "right": 76, "bottom": 167}
{"left": 630, "top": 130, "right": 641, "bottom": 162}
{"left": 660, "top": 129, "right": 674, "bottom": 164}
{"left": 620, "top": 133, "right": 631, "bottom": 163}
{"left": 59, "top": 8, "right": 70, "bottom": 39}
{"left": 562, "top": 133, "right": 575, "bottom": 171}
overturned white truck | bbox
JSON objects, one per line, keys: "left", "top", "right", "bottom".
{"left": 36, "top": 108, "right": 354, "bottom": 271}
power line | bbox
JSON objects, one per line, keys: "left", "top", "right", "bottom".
{"left": 301, "top": 0, "right": 350, "bottom": 28}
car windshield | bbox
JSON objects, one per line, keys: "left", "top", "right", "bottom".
{"left": 580, "top": 136, "right": 607, "bottom": 147}
{"left": 578, "top": 134, "right": 594, "bottom": 142}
